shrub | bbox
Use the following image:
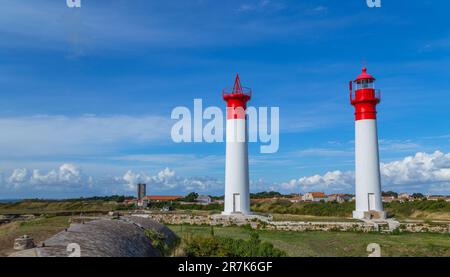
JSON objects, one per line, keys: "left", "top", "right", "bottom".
{"left": 144, "top": 229, "right": 177, "bottom": 256}
{"left": 183, "top": 231, "right": 285, "bottom": 257}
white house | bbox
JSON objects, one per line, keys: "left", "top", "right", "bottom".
{"left": 196, "top": 195, "right": 212, "bottom": 204}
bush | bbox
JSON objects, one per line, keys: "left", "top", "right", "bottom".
{"left": 183, "top": 231, "right": 285, "bottom": 257}
{"left": 385, "top": 200, "right": 450, "bottom": 217}
{"left": 144, "top": 229, "right": 178, "bottom": 256}
{"left": 251, "top": 200, "right": 355, "bottom": 217}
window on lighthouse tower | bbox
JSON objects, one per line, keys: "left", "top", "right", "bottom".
{"left": 356, "top": 79, "right": 374, "bottom": 90}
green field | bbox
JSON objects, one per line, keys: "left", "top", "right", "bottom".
{"left": 169, "top": 225, "right": 450, "bottom": 257}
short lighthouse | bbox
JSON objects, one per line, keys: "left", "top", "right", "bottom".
{"left": 350, "top": 68, "right": 386, "bottom": 220}
{"left": 222, "top": 74, "right": 251, "bottom": 215}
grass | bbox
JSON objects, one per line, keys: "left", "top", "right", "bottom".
{"left": 0, "top": 200, "right": 125, "bottom": 215}
{"left": 168, "top": 224, "right": 450, "bottom": 257}
{"left": 0, "top": 216, "right": 70, "bottom": 256}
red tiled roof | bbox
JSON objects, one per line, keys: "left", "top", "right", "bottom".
{"left": 309, "top": 192, "right": 326, "bottom": 198}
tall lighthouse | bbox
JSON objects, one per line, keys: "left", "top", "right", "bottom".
{"left": 350, "top": 68, "right": 386, "bottom": 220}
{"left": 222, "top": 74, "right": 252, "bottom": 215}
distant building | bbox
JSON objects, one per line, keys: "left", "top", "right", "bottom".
{"left": 136, "top": 183, "right": 147, "bottom": 207}
{"left": 137, "top": 183, "right": 146, "bottom": 201}
{"left": 382, "top": 196, "right": 396, "bottom": 203}
{"left": 398, "top": 193, "right": 411, "bottom": 201}
{"left": 427, "top": 195, "right": 449, "bottom": 201}
{"left": 196, "top": 195, "right": 212, "bottom": 204}
{"left": 289, "top": 194, "right": 302, "bottom": 203}
{"left": 124, "top": 198, "right": 137, "bottom": 205}
{"left": 303, "top": 192, "right": 328, "bottom": 202}
{"left": 328, "top": 194, "right": 352, "bottom": 203}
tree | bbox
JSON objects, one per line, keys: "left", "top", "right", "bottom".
{"left": 183, "top": 192, "right": 199, "bottom": 202}
{"left": 250, "top": 191, "right": 282, "bottom": 199}
{"left": 382, "top": 191, "right": 398, "bottom": 198}
{"left": 412, "top": 193, "right": 425, "bottom": 199}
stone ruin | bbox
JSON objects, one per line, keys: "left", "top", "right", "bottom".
{"left": 13, "top": 235, "right": 35, "bottom": 251}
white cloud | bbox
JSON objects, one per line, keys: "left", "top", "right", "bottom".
{"left": 381, "top": 151, "right": 450, "bottom": 186}
{"left": 121, "top": 167, "right": 222, "bottom": 194}
{"left": 282, "top": 170, "right": 354, "bottom": 193}
{"left": 31, "top": 164, "right": 83, "bottom": 187}
{"left": 281, "top": 151, "right": 450, "bottom": 194}
{"left": 8, "top": 168, "right": 30, "bottom": 186}
{"left": 2, "top": 163, "right": 86, "bottom": 191}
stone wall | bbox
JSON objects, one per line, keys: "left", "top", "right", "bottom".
{"left": 399, "top": 223, "right": 450, "bottom": 233}
{"left": 135, "top": 212, "right": 450, "bottom": 234}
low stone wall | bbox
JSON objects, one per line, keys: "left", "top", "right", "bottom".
{"left": 265, "top": 221, "right": 376, "bottom": 232}
{"left": 134, "top": 212, "right": 450, "bottom": 234}
{"left": 399, "top": 223, "right": 450, "bottom": 233}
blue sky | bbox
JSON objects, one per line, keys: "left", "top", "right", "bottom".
{"left": 0, "top": 0, "right": 450, "bottom": 198}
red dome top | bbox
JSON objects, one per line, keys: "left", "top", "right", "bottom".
{"left": 354, "top": 67, "right": 375, "bottom": 82}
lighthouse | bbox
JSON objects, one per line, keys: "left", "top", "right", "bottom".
{"left": 222, "top": 74, "right": 251, "bottom": 215}
{"left": 350, "top": 68, "right": 386, "bottom": 220}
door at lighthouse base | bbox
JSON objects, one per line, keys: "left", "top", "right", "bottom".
{"left": 233, "top": 193, "right": 241, "bottom": 213}
{"left": 368, "top": 193, "right": 376, "bottom": 211}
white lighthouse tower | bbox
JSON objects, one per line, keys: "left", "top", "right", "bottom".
{"left": 222, "top": 74, "right": 251, "bottom": 215}
{"left": 350, "top": 68, "right": 386, "bottom": 220}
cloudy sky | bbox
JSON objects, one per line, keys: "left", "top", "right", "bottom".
{"left": 0, "top": 0, "right": 449, "bottom": 198}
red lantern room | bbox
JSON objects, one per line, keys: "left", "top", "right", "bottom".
{"left": 349, "top": 67, "right": 381, "bottom": 121}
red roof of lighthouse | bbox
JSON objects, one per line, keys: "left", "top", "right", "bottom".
{"left": 354, "top": 67, "right": 375, "bottom": 82}
{"left": 232, "top": 74, "right": 244, "bottom": 94}
{"left": 223, "top": 74, "right": 252, "bottom": 97}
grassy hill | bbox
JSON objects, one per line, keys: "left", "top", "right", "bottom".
{"left": 252, "top": 199, "right": 450, "bottom": 221}
{"left": 0, "top": 199, "right": 132, "bottom": 215}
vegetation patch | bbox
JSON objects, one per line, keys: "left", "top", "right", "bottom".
{"left": 385, "top": 200, "right": 450, "bottom": 220}
{"left": 144, "top": 229, "right": 178, "bottom": 256}
{"left": 252, "top": 200, "right": 355, "bottom": 217}
{"left": 181, "top": 230, "right": 285, "bottom": 257}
